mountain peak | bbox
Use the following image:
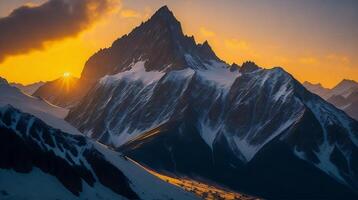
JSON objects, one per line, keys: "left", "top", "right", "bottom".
{"left": 199, "top": 40, "right": 212, "bottom": 51}
{"left": 197, "top": 40, "right": 219, "bottom": 60}
{"left": 340, "top": 79, "right": 357, "bottom": 85}
{"left": 229, "top": 63, "right": 240, "bottom": 72}
{"left": 150, "top": 5, "right": 180, "bottom": 27}
{"left": 239, "top": 61, "right": 260, "bottom": 73}
{"left": 333, "top": 79, "right": 358, "bottom": 90}
{"left": 155, "top": 5, "right": 172, "bottom": 16}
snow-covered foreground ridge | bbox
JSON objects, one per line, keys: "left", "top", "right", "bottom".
{"left": 0, "top": 105, "right": 199, "bottom": 200}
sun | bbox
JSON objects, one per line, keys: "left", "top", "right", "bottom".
{"left": 63, "top": 72, "right": 71, "bottom": 77}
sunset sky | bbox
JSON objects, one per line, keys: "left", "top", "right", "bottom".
{"left": 0, "top": 0, "right": 357, "bottom": 88}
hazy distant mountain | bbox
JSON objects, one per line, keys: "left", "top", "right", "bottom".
{"left": 304, "top": 79, "right": 358, "bottom": 120}
{"left": 0, "top": 105, "right": 199, "bottom": 200}
{"left": 10, "top": 81, "right": 45, "bottom": 95}
{"left": 33, "top": 76, "right": 79, "bottom": 108}
{"left": 66, "top": 6, "right": 358, "bottom": 199}
{"left": 302, "top": 81, "right": 331, "bottom": 99}
{"left": 330, "top": 79, "right": 358, "bottom": 98}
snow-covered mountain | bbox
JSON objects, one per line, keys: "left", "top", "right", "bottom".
{"left": 0, "top": 105, "right": 199, "bottom": 200}
{"left": 33, "top": 75, "right": 79, "bottom": 108}
{"left": 65, "top": 6, "right": 358, "bottom": 199}
{"left": 304, "top": 79, "right": 358, "bottom": 120}
{"left": 10, "top": 81, "right": 45, "bottom": 95}
{"left": 0, "top": 77, "right": 80, "bottom": 135}
{"left": 33, "top": 6, "right": 228, "bottom": 108}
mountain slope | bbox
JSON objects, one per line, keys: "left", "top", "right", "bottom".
{"left": 0, "top": 105, "right": 199, "bottom": 200}
{"left": 66, "top": 6, "right": 358, "bottom": 199}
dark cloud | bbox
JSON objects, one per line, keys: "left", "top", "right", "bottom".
{"left": 0, "top": 0, "right": 115, "bottom": 62}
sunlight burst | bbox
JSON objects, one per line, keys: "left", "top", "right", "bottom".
{"left": 63, "top": 72, "right": 71, "bottom": 77}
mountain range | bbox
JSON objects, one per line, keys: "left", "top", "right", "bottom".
{"left": 64, "top": 6, "right": 358, "bottom": 199}
{"left": 304, "top": 79, "right": 358, "bottom": 120}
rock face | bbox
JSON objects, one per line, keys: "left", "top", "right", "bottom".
{"left": 66, "top": 6, "right": 358, "bottom": 199}
{"left": 304, "top": 79, "right": 358, "bottom": 120}
{"left": 0, "top": 105, "right": 200, "bottom": 200}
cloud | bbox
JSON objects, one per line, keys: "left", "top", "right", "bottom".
{"left": 120, "top": 9, "right": 141, "bottom": 18}
{"left": 0, "top": 0, "right": 118, "bottom": 62}
{"left": 200, "top": 27, "right": 216, "bottom": 37}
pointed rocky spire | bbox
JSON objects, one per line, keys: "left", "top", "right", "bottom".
{"left": 229, "top": 63, "right": 240, "bottom": 72}
{"left": 148, "top": 5, "right": 182, "bottom": 33}
{"left": 239, "top": 61, "right": 260, "bottom": 73}
{"left": 197, "top": 40, "right": 218, "bottom": 60}
{"left": 153, "top": 5, "right": 174, "bottom": 18}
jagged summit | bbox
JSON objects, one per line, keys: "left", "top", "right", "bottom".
{"left": 81, "top": 5, "right": 226, "bottom": 84}
{"left": 139, "top": 5, "right": 184, "bottom": 40}
{"left": 197, "top": 40, "right": 219, "bottom": 61}
{"left": 151, "top": 5, "right": 178, "bottom": 24}
{"left": 229, "top": 63, "right": 240, "bottom": 72}
{"left": 239, "top": 61, "right": 261, "bottom": 73}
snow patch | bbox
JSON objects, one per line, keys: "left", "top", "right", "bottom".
{"left": 100, "top": 61, "right": 165, "bottom": 86}
{"left": 232, "top": 115, "right": 300, "bottom": 161}
{"left": 197, "top": 60, "right": 239, "bottom": 89}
